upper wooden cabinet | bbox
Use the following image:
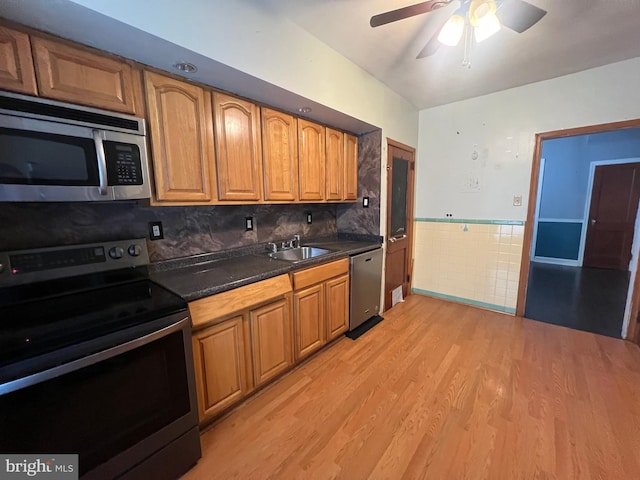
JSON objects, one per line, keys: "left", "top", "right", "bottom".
{"left": 344, "top": 133, "right": 358, "bottom": 201}
{"left": 214, "top": 93, "right": 263, "bottom": 201}
{"left": 32, "top": 37, "right": 142, "bottom": 115}
{"left": 298, "top": 119, "right": 325, "bottom": 201}
{"left": 0, "top": 26, "right": 36, "bottom": 95}
{"left": 326, "top": 128, "right": 344, "bottom": 201}
{"left": 144, "top": 71, "right": 216, "bottom": 203}
{"left": 261, "top": 108, "right": 299, "bottom": 202}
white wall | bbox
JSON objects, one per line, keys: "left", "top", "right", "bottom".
{"left": 416, "top": 57, "right": 640, "bottom": 220}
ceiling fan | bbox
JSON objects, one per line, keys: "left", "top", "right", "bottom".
{"left": 370, "top": 0, "right": 547, "bottom": 59}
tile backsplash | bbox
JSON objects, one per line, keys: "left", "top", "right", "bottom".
{"left": 0, "top": 202, "right": 338, "bottom": 262}
{"left": 412, "top": 220, "right": 525, "bottom": 313}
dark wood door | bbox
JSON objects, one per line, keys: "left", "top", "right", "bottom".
{"left": 584, "top": 162, "right": 640, "bottom": 270}
{"left": 384, "top": 141, "right": 415, "bottom": 310}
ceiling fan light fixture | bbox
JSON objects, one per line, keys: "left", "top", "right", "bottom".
{"left": 469, "top": 0, "right": 497, "bottom": 26}
{"left": 473, "top": 12, "right": 501, "bottom": 42}
{"left": 437, "top": 13, "right": 465, "bottom": 47}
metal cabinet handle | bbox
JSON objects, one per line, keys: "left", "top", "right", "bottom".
{"left": 93, "top": 129, "right": 108, "bottom": 196}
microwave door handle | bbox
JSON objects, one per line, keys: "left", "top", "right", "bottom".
{"left": 92, "top": 129, "right": 109, "bottom": 196}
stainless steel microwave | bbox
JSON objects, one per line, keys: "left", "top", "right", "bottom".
{"left": 0, "top": 91, "right": 151, "bottom": 202}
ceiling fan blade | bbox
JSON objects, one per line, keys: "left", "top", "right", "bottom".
{"left": 416, "top": 15, "right": 451, "bottom": 59}
{"left": 497, "top": 0, "right": 547, "bottom": 33}
{"left": 370, "top": 0, "right": 454, "bottom": 28}
{"left": 416, "top": 34, "right": 442, "bottom": 59}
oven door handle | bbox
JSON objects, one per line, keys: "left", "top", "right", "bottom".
{"left": 93, "top": 129, "right": 109, "bottom": 196}
{"left": 0, "top": 315, "right": 190, "bottom": 396}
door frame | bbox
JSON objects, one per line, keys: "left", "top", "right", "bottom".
{"left": 516, "top": 118, "right": 640, "bottom": 344}
{"left": 385, "top": 138, "right": 416, "bottom": 309}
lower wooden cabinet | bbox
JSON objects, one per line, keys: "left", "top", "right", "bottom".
{"left": 294, "top": 283, "right": 326, "bottom": 359}
{"left": 291, "top": 259, "right": 350, "bottom": 360}
{"left": 189, "top": 263, "right": 350, "bottom": 424}
{"left": 326, "top": 273, "right": 350, "bottom": 341}
{"left": 192, "top": 316, "right": 249, "bottom": 420}
{"left": 189, "top": 275, "right": 293, "bottom": 423}
{"left": 250, "top": 298, "right": 293, "bottom": 386}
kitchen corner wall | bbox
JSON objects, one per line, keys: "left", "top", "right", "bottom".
{"left": 414, "top": 57, "right": 640, "bottom": 316}
{"left": 337, "top": 130, "right": 382, "bottom": 236}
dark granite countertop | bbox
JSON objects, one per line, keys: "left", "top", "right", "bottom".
{"left": 150, "top": 237, "right": 382, "bottom": 302}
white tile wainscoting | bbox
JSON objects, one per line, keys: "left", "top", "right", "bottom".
{"left": 412, "top": 219, "right": 525, "bottom": 314}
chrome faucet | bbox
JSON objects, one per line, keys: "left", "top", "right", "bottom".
{"left": 292, "top": 234, "right": 301, "bottom": 248}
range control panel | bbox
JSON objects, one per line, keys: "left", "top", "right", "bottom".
{"left": 0, "top": 239, "right": 149, "bottom": 287}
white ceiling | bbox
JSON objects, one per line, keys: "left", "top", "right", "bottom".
{"left": 256, "top": 0, "right": 640, "bottom": 109}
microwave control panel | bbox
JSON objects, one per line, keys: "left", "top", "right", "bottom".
{"left": 105, "top": 142, "right": 143, "bottom": 185}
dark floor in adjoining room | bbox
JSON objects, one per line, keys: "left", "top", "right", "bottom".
{"left": 524, "top": 261, "right": 630, "bottom": 338}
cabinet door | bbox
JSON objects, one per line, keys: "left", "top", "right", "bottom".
{"left": 343, "top": 133, "right": 358, "bottom": 201}
{"left": 325, "top": 128, "right": 344, "bottom": 201}
{"left": 293, "top": 283, "right": 326, "bottom": 360}
{"left": 0, "top": 26, "right": 37, "bottom": 95}
{"left": 145, "top": 71, "right": 216, "bottom": 203}
{"left": 32, "top": 37, "right": 141, "bottom": 114}
{"left": 298, "top": 119, "right": 325, "bottom": 201}
{"left": 192, "top": 316, "right": 249, "bottom": 421}
{"left": 214, "top": 93, "right": 262, "bottom": 201}
{"left": 261, "top": 108, "right": 298, "bottom": 201}
{"left": 326, "top": 274, "right": 350, "bottom": 341}
{"left": 250, "top": 298, "right": 293, "bottom": 386}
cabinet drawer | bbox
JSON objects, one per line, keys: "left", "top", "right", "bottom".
{"left": 291, "top": 258, "right": 349, "bottom": 290}
{"left": 189, "top": 274, "right": 292, "bottom": 330}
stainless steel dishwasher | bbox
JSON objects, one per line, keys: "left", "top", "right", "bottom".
{"left": 349, "top": 247, "right": 383, "bottom": 330}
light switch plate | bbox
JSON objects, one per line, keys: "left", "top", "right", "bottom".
{"left": 245, "top": 217, "right": 254, "bottom": 231}
{"left": 306, "top": 212, "right": 312, "bottom": 224}
{"left": 513, "top": 195, "right": 522, "bottom": 206}
{"left": 363, "top": 197, "right": 369, "bottom": 208}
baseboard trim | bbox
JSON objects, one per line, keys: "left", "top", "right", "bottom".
{"left": 411, "top": 288, "right": 516, "bottom": 315}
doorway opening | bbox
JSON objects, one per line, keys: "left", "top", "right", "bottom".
{"left": 518, "top": 121, "right": 640, "bottom": 342}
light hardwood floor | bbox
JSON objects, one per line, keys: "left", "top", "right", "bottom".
{"left": 183, "top": 294, "right": 640, "bottom": 479}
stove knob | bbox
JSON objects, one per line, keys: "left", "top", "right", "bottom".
{"left": 128, "top": 244, "right": 142, "bottom": 257}
{"left": 109, "top": 247, "right": 124, "bottom": 259}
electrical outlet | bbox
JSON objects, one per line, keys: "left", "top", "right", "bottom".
{"left": 245, "top": 217, "right": 254, "bottom": 231}
{"left": 363, "top": 197, "right": 370, "bottom": 208}
{"left": 306, "top": 212, "right": 312, "bottom": 224}
{"left": 513, "top": 195, "right": 522, "bottom": 206}
{"left": 149, "top": 221, "right": 164, "bottom": 240}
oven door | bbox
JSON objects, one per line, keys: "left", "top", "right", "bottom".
{"left": 0, "top": 312, "right": 201, "bottom": 479}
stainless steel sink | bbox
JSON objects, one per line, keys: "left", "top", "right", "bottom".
{"left": 267, "top": 246, "right": 332, "bottom": 262}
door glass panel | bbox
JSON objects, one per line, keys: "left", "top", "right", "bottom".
{"left": 0, "top": 128, "right": 98, "bottom": 185}
{"left": 391, "top": 157, "right": 408, "bottom": 236}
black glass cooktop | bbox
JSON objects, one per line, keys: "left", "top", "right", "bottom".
{"left": 0, "top": 273, "right": 187, "bottom": 376}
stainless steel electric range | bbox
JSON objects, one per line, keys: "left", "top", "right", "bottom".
{"left": 0, "top": 239, "right": 201, "bottom": 479}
